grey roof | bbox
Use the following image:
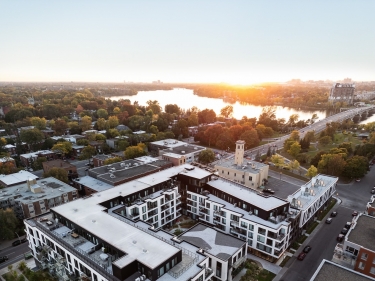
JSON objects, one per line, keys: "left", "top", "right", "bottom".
{"left": 180, "top": 224, "right": 245, "bottom": 260}
{"left": 161, "top": 144, "right": 205, "bottom": 155}
{"left": 0, "top": 170, "right": 39, "bottom": 186}
{"left": 311, "top": 260, "right": 373, "bottom": 281}
{"left": 73, "top": 176, "right": 113, "bottom": 192}
{"left": 0, "top": 177, "right": 76, "bottom": 204}
{"left": 347, "top": 214, "right": 375, "bottom": 252}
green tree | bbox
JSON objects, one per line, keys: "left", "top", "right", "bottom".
{"left": 220, "top": 105, "right": 233, "bottom": 118}
{"left": 20, "top": 128, "right": 44, "bottom": 149}
{"left": 44, "top": 167, "right": 69, "bottom": 183}
{"left": 187, "top": 112, "right": 199, "bottom": 126}
{"left": 51, "top": 142, "right": 72, "bottom": 156}
{"left": 76, "top": 139, "right": 89, "bottom": 146}
{"left": 124, "top": 144, "right": 147, "bottom": 159}
{"left": 30, "top": 117, "right": 47, "bottom": 130}
{"left": 149, "top": 125, "right": 159, "bottom": 135}
{"left": 198, "top": 109, "right": 216, "bottom": 124}
{"left": 165, "top": 104, "right": 180, "bottom": 115}
{"left": 287, "top": 141, "right": 301, "bottom": 157}
{"left": 0, "top": 209, "right": 19, "bottom": 240}
{"left": 108, "top": 116, "right": 119, "bottom": 129}
{"left": 79, "top": 145, "right": 96, "bottom": 160}
{"left": 270, "top": 154, "right": 284, "bottom": 167}
{"left": 305, "top": 165, "right": 318, "bottom": 178}
{"left": 304, "top": 131, "right": 315, "bottom": 143}
{"left": 96, "top": 118, "right": 107, "bottom": 130}
{"left": 288, "top": 159, "right": 300, "bottom": 173}
{"left": 117, "top": 139, "right": 130, "bottom": 151}
{"left": 338, "top": 142, "right": 353, "bottom": 154}
{"left": 290, "top": 130, "right": 300, "bottom": 141}
{"left": 80, "top": 116, "right": 92, "bottom": 132}
{"left": 318, "top": 154, "right": 346, "bottom": 176}
{"left": 198, "top": 149, "right": 215, "bottom": 164}
{"left": 103, "top": 157, "right": 123, "bottom": 165}
{"left": 239, "top": 129, "right": 260, "bottom": 149}
{"left": 343, "top": 156, "right": 369, "bottom": 179}
{"left": 113, "top": 107, "right": 121, "bottom": 115}
{"left": 53, "top": 119, "right": 68, "bottom": 136}
{"left": 319, "top": 136, "right": 332, "bottom": 146}
{"left": 97, "top": 108, "right": 108, "bottom": 119}
{"left": 216, "top": 130, "right": 234, "bottom": 150}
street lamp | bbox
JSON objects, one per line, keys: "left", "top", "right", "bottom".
{"left": 279, "top": 172, "right": 282, "bottom": 180}
{"left": 15, "top": 232, "right": 21, "bottom": 243}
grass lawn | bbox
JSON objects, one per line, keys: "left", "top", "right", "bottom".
{"left": 318, "top": 198, "right": 337, "bottom": 221}
{"left": 306, "top": 221, "right": 319, "bottom": 234}
{"left": 280, "top": 256, "right": 291, "bottom": 267}
{"left": 239, "top": 259, "right": 276, "bottom": 281}
{"left": 297, "top": 234, "right": 308, "bottom": 244}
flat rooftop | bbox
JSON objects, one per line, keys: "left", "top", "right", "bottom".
{"left": 180, "top": 224, "right": 244, "bottom": 260}
{"left": 311, "top": 259, "right": 373, "bottom": 281}
{"left": 151, "top": 139, "right": 188, "bottom": 148}
{"left": 215, "top": 160, "right": 268, "bottom": 174}
{"left": 288, "top": 174, "right": 338, "bottom": 210}
{"left": 347, "top": 214, "right": 375, "bottom": 252}
{"left": 74, "top": 176, "right": 113, "bottom": 192}
{"left": 207, "top": 178, "right": 288, "bottom": 211}
{"left": 20, "top": 150, "right": 54, "bottom": 159}
{"left": 266, "top": 177, "right": 301, "bottom": 199}
{"left": 0, "top": 170, "right": 39, "bottom": 187}
{"left": 0, "top": 177, "right": 75, "bottom": 204}
{"left": 161, "top": 144, "right": 205, "bottom": 155}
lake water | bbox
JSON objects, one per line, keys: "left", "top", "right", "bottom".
{"left": 110, "top": 88, "right": 327, "bottom": 121}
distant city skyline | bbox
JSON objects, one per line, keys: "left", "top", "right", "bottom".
{"left": 0, "top": 1, "right": 374, "bottom": 84}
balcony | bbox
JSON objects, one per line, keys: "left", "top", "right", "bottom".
{"left": 230, "top": 221, "right": 239, "bottom": 227}
{"left": 199, "top": 208, "right": 208, "bottom": 214}
{"left": 230, "top": 228, "right": 246, "bottom": 236}
{"left": 199, "top": 201, "right": 205, "bottom": 206}
{"left": 232, "top": 256, "right": 246, "bottom": 269}
{"left": 205, "top": 267, "right": 214, "bottom": 280}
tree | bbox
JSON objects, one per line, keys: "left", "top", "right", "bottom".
{"left": 288, "top": 160, "right": 300, "bottom": 173}
{"left": 204, "top": 124, "right": 224, "bottom": 147}
{"left": 319, "top": 136, "right": 332, "bottom": 146}
{"left": 53, "top": 119, "right": 68, "bottom": 136}
{"left": 304, "top": 131, "right": 315, "bottom": 143}
{"left": 305, "top": 165, "right": 318, "bottom": 178}
{"left": 318, "top": 154, "right": 346, "bottom": 176}
{"left": 343, "top": 156, "right": 368, "bottom": 179}
{"left": 287, "top": 142, "right": 301, "bottom": 157}
{"left": 255, "top": 124, "right": 273, "bottom": 140}
{"left": 299, "top": 137, "right": 310, "bottom": 150}
{"left": 338, "top": 142, "right": 353, "bottom": 154}
{"left": 51, "top": 142, "right": 72, "bottom": 156}
{"left": 124, "top": 144, "right": 147, "bottom": 159}
{"left": 97, "top": 108, "right": 108, "bottom": 119}
{"left": 117, "top": 139, "right": 130, "bottom": 151}
{"left": 290, "top": 130, "right": 300, "bottom": 141}
{"left": 103, "top": 157, "right": 123, "bottom": 165}
{"left": 79, "top": 145, "right": 96, "bottom": 160}
{"left": 76, "top": 139, "right": 89, "bottom": 146}
{"left": 149, "top": 125, "right": 159, "bottom": 135}
{"left": 0, "top": 161, "right": 17, "bottom": 175}
{"left": 30, "top": 117, "right": 47, "bottom": 130}
{"left": 20, "top": 128, "right": 44, "bottom": 149}
{"left": 239, "top": 129, "right": 260, "bottom": 149}
{"left": 229, "top": 125, "right": 244, "bottom": 141}
{"left": 270, "top": 154, "right": 284, "bottom": 168}
{"left": 310, "top": 151, "right": 327, "bottom": 167}
{"left": 198, "top": 109, "right": 216, "bottom": 124}
{"left": 97, "top": 118, "right": 107, "bottom": 130}
{"left": 187, "top": 112, "right": 198, "bottom": 126}
{"left": 146, "top": 100, "right": 161, "bottom": 115}
{"left": 0, "top": 209, "right": 19, "bottom": 240}
{"left": 220, "top": 105, "right": 233, "bottom": 118}
{"left": 108, "top": 116, "right": 119, "bottom": 129}
{"left": 165, "top": 104, "right": 180, "bottom": 115}
{"left": 113, "top": 107, "right": 121, "bottom": 115}
{"left": 216, "top": 130, "right": 234, "bottom": 150}
{"left": 44, "top": 167, "right": 68, "bottom": 183}
{"left": 267, "top": 146, "right": 272, "bottom": 157}
{"left": 80, "top": 116, "right": 92, "bottom": 132}
{"left": 198, "top": 149, "right": 215, "bottom": 164}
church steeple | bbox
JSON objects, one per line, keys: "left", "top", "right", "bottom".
{"left": 234, "top": 140, "right": 245, "bottom": 166}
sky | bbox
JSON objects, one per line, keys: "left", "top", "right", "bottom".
{"left": 0, "top": 1, "right": 374, "bottom": 84}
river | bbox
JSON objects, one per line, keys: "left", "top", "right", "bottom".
{"left": 110, "top": 88, "right": 327, "bottom": 121}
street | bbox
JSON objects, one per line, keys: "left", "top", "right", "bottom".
{"left": 0, "top": 243, "right": 30, "bottom": 270}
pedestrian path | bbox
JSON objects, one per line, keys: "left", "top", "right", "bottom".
{"left": 0, "top": 258, "right": 35, "bottom": 281}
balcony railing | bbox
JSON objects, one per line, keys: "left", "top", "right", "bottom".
{"left": 232, "top": 256, "right": 246, "bottom": 269}
{"left": 230, "top": 221, "right": 239, "bottom": 227}
{"left": 205, "top": 268, "right": 214, "bottom": 280}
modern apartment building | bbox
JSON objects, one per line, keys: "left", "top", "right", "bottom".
{"left": 329, "top": 83, "right": 356, "bottom": 104}
{"left": 333, "top": 214, "right": 375, "bottom": 279}
{"left": 215, "top": 141, "right": 269, "bottom": 189}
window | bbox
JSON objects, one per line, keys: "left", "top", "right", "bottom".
{"left": 241, "top": 221, "right": 248, "bottom": 228}
{"left": 254, "top": 209, "right": 258, "bottom": 216}
{"left": 216, "top": 261, "right": 222, "bottom": 278}
{"left": 158, "top": 266, "right": 165, "bottom": 277}
{"left": 358, "top": 262, "right": 365, "bottom": 270}
{"left": 370, "top": 267, "right": 375, "bottom": 275}
{"left": 249, "top": 224, "right": 254, "bottom": 231}
{"left": 373, "top": 257, "right": 375, "bottom": 264}
{"left": 206, "top": 203, "right": 210, "bottom": 208}
{"left": 361, "top": 253, "right": 368, "bottom": 260}
{"left": 222, "top": 170, "right": 224, "bottom": 174}
{"left": 234, "top": 173, "right": 236, "bottom": 177}
{"left": 227, "top": 171, "right": 229, "bottom": 175}
{"left": 249, "top": 176, "right": 252, "bottom": 181}
{"left": 257, "top": 235, "right": 265, "bottom": 243}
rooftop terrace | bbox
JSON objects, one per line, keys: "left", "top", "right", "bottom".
{"left": 347, "top": 214, "right": 375, "bottom": 252}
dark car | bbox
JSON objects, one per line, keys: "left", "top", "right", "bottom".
{"left": 344, "top": 222, "right": 352, "bottom": 229}
{"left": 326, "top": 218, "right": 333, "bottom": 224}
{"left": 337, "top": 234, "right": 344, "bottom": 242}
{"left": 263, "top": 188, "right": 275, "bottom": 194}
{"left": 0, "top": 256, "right": 9, "bottom": 263}
{"left": 297, "top": 253, "right": 306, "bottom": 260}
{"left": 331, "top": 211, "right": 338, "bottom": 217}
{"left": 341, "top": 228, "right": 349, "bottom": 235}
{"left": 12, "top": 240, "right": 21, "bottom": 246}
{"left": 21, "top": 237, "right": 28, "bottom": 243}
{"left": 303, "top": 246, "right": 312, "bottom": 253}
{"left": 352, "top": 211, "right": 358, "bottom": 216}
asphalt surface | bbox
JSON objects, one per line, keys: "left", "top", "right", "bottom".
{"left": 0, "top": 243, "right": 30, "bottom": 270}
{"left": 281, "top": 206, "right": 354, "bottom": 281}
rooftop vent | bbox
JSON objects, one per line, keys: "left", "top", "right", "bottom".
{"left": 181, "top": 151, "right": 185, "bottom": 154}
{"left": 132, "top": 240, "right": 137, "bottom": 244}
{"left": 92, "top": 220, "right": 96, "bottom": 223}
{"left": 143, "top": 249, "right": 148, "bottom": 253}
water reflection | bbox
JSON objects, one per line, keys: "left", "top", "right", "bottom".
{"left": 110, "top": 88, "right": 327, "bottom": 121}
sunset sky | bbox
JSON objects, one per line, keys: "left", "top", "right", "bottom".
{"left": 0, "top": 0, "right": 374, "bottom": 84}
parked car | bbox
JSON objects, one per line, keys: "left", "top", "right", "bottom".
{"left": 263, "top": 188, "right": 275, "bottom": 194}
{"left": 344, "top": 222, "right": 352, "bottom": 229}
{"left": 352, "top": 211, "right": 358, "bottom": 216}
{"left": 12, "top": 240, "right": 21, "bottom": 246}
{"left": 303, "top": 246, "right": 312, "bottom": 253}
{"left": 341, "top": 228, "right": 349, "bottom": 235}
{"left": 371, "top": 189, "right": 375, "bottom": 194}
{"left": 326, "top": 218, "right": 333, "bottom": 224}
{"left": 355, "top": 178, "right": 361, "bottom": 182}
{"left": 337, "top": 234, "right": 344, "bottom": 242}
{"left": 24, "top": 252, "right": 33, "bottom": 260}
{"left": 0, "top": 256, "right": 9, "bottom": 263}
{"left": 297, "top": 253, "right": 306, "bottom": 260}
{"left": 331, "top": 211, "right": 338, "bottom": 217}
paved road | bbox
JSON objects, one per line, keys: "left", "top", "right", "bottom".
{"left": 281, "top": 206, "right": 354, "bottom": 281}
{"left": 0, "top": 243, "right": 30, "bottom": 270}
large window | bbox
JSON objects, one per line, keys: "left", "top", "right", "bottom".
{"left": 216, "top": 261, "right": 222, "bottom": 278}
